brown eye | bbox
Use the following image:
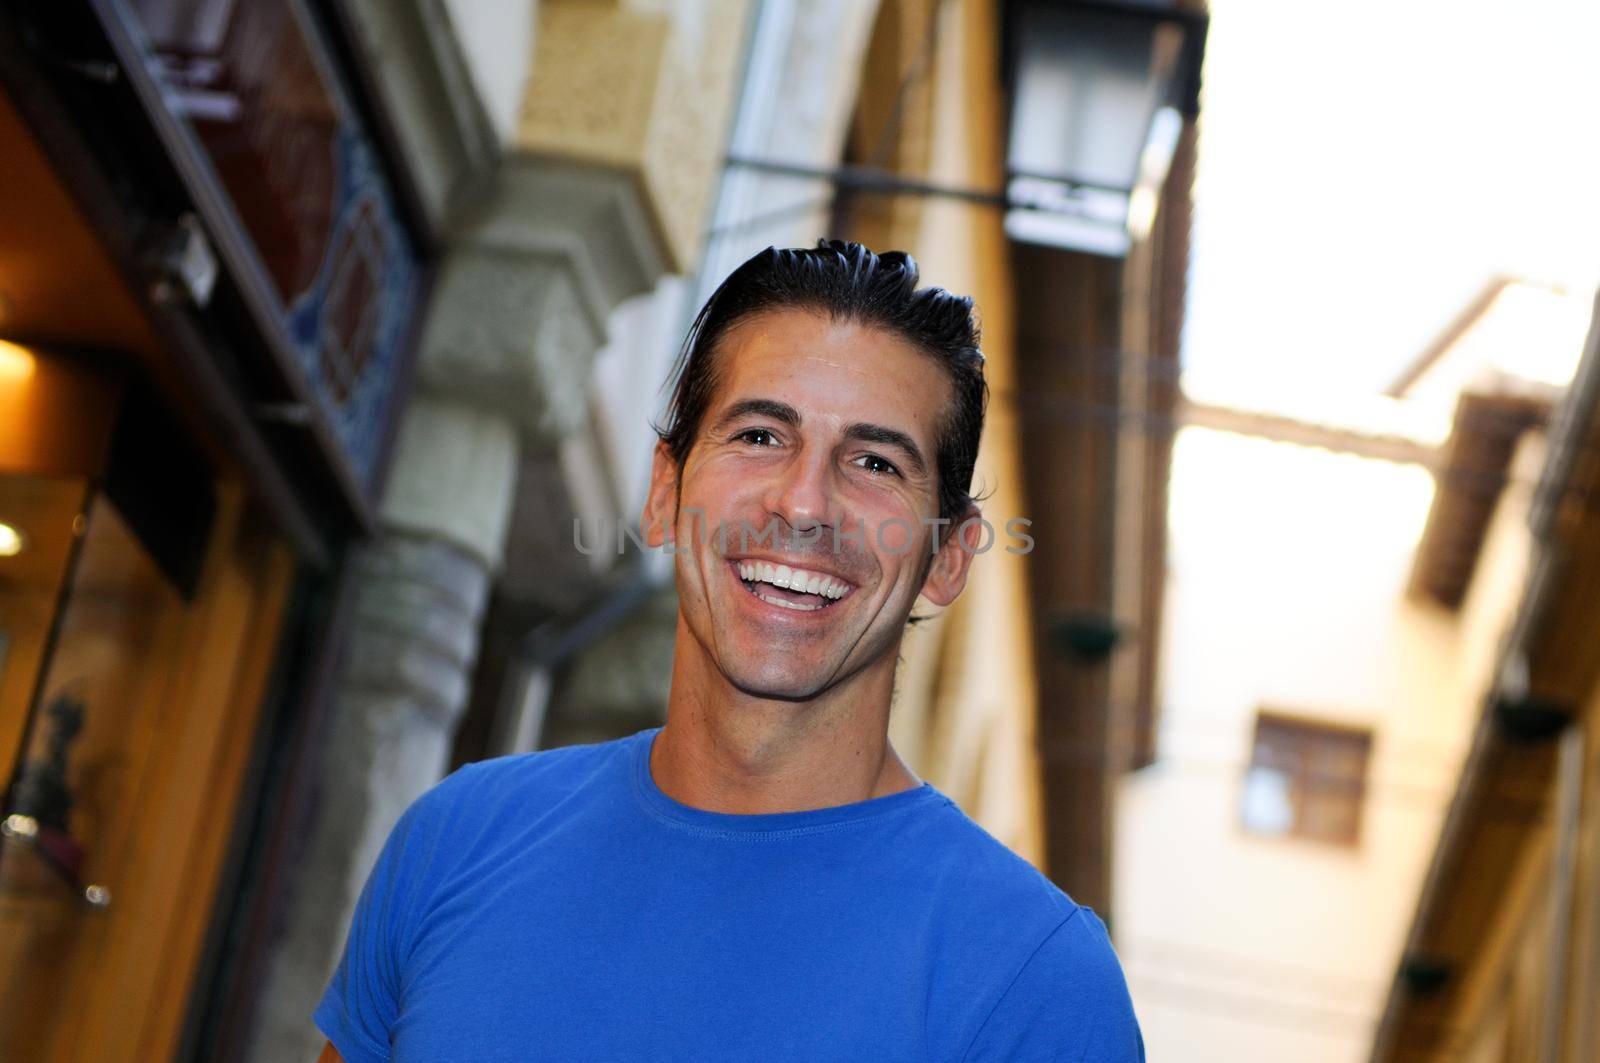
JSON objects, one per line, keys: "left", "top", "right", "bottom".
{"left": 737, "top": 428, "right": 778, "bottom": 447}
{"left": 853, "top": 453, "right": 901, "bottom": 477}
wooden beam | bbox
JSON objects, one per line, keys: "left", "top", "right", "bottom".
{"left": 1177, "top": 398, "right": 1438, "bottom": 466}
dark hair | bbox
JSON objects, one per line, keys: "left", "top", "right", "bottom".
{"left": 657, "top": 239, "right": 989, "bottom": 526}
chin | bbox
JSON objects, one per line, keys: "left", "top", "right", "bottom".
{"left": 721, "top": 658, "right": 835, "bottom": 702}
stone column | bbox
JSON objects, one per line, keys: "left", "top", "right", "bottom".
{"left": 248, "top": 396, "right": 522, "bottom": 1063}
{"left": 245, "top": 533, "right": 493, "bottom": 1063}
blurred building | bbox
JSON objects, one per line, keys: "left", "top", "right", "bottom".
{"left": 0, "top": 1, "right": 1208, "bottom": 1061}
{"left": 1112, "top": 279, "right": 1599, "bottom": 1061}
{"left": 1369, "top": 286, "right": 1600, "bottom": 1061}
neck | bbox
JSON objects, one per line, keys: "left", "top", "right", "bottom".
{"left": 650, "top": 618, "right": 921, "bottom": 814}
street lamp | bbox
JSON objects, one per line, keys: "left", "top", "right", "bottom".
{"left": 1004, "top": 0, "right": 1207, "bottom": 257}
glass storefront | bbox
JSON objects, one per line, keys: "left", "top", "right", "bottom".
{"left": 0, "top": 343, "right": 294, "bottom": 1060}
{"left": 0, "top": 481, "right": 191, "bottom": 1058}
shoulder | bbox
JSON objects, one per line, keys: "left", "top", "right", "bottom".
{"left": 395, "top": 729, "right": 645, "bottom": 854}
{"left": 961, "top": 907, "right": 1143, "bottom": 1061}
{"left": 916, "top": 794, "right": 1079, "bottom": 924}
{"left": 423, "top": 729, "right": 641, "bottom": 809}
{"left": 453, "top": 730, "right": 633, "bottom": 791}
{"left": 909, "top": 799, "right": 1141, "bottom": 1058}
{"left": 1027, "top": 907, "right": 1134, "bottom": 997}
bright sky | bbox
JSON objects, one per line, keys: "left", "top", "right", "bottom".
{"left": 1182, "top": 0, "right": 1600, "bottom": 408}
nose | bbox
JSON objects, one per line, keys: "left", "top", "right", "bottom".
{"left": 763, "top": 447, "right": 836, "bottom": 536}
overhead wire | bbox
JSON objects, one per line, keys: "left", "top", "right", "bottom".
{"left": 1016, "top": 733, "right": 1555, "bottom": 826}
{"left": 1118, "top": 935, "right": 1390, "bottom": 996}
{"left": 704, "top": 0, "right": 954, "bottom": 247}
{"left": 1126, "top": 968, "right": 1383, "bottom": 1039}
{"left": 1124, "top": 959, "right": 1488, "bottom": 1056}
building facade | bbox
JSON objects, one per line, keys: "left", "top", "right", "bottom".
{"left": 1371, "top": 287, "right": 1600, "bottom": 1062}
{"left": 1114, "top": 281, "right": 1595, "bottom": 1061}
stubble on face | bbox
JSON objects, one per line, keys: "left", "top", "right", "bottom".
{"left": 659, "top": 308, "right": 954, "bottom": 706}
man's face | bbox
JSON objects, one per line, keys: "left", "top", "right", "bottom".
{"left": 643, "top": 307, "right": 978, "bottom": 701}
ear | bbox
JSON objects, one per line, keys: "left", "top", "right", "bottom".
{"left": 919, "top": 505, "right": 983, "bottom": 607}
{"left": 641, "top": 440, "right": 680, "bottom": 548}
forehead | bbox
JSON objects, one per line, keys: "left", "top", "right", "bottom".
{"left": 709, "top": 308, "right": 951, "bottom": 437}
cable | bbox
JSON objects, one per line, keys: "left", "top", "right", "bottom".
{"left": 1028, "top": 738, "right": 1551, "bottom": 824}
{"left": 883, "top": 711, "right": 1556, "bottom": 825}
{"left": 1119, "top": 935, "right": 1389, "bottom": 995}
{"left": 1127, "top": 968, "right": 1382, "bottom": 1038}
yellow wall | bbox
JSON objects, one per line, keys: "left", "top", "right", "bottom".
{"left": 1116, "top": 426, "right": 1541, "bottom": 1061}
{"left": 874, "top": 0, "right": 1046, "bottom": 865}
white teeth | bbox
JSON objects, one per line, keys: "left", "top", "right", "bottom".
{"left": 736, "top": 560, "right": 851, "bottom": 602}
{"left": 756, "top": 592, "right": 823, "bottom": 612}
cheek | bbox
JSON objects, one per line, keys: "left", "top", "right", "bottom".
{"left": 850, "top": 487, "right": 936, "bottom": 550}
{"left": 681, "top": 453, "right": 761, "bottom": 504}
{"left": 673, "top": 468, "right": 727, "bottom": 527}
{"left": 865, "top": 516, "right": 919, "bottom": 558}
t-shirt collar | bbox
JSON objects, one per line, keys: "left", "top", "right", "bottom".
{"left": 629, "top": 726, "right": 941, "bottom": 836}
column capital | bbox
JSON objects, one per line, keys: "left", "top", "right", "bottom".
{"left": 517, "top": 0, "right": 753, "bottom": 273}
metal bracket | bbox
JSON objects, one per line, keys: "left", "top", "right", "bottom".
{"left": 149, "top": 213, "right": 219, "bottom": 309}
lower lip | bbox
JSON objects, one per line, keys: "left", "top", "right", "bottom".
{"left": 727, "top": 560, "right": 849, "bottom": 620}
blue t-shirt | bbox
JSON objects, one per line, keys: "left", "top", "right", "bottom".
{"left": 315, "top": 727, "right": 1143, "bottom": 1061}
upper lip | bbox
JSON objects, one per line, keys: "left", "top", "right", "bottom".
{"left": 728, "top": 554, "right": 860, "bottom": 589}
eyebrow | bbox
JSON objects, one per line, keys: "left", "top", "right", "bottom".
{"left": 709, "top": 398, "right": 802, "bottom": 435}
{"left": 711, "top": 397, "right": 929, "bottom": 477}
{"left": 843, "top": 421, "right": 927, "bottom": 477}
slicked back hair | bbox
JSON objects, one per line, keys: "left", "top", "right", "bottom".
{"left": 657, "top": 239, "right": 989, "bottom": 528}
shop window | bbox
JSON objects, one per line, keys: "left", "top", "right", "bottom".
{"left": 0, "top": 357, "right": 225, "bottom": 1060}
{"left": 1240, "top": 710, "right": 1372, "bottom": 846}
{"left": 0, "top": 487, "right": 192, "bottom": 1054}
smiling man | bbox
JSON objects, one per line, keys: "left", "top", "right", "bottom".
{"left": 313, "top": 241, "right": 1143, "bottom": 1062}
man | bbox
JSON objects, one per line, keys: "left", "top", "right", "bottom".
{"left": 314, "top": 241, "right": 1143, "bottom": 1061}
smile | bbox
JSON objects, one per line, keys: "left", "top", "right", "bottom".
{"left": 732, "top": 559, "right": 854, "bottom": 612}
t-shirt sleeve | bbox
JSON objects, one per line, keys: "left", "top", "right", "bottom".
{"left": 960, "top": 906, "right": 1145, "bottom": 1062}
{"left": 312, "top": 776, "right": 457, "bottom": 1063}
